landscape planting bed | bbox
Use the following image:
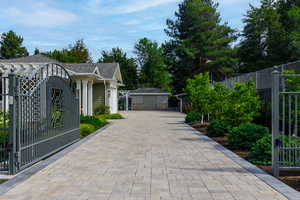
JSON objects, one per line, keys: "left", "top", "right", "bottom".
{"left": 191, "top": 122, "right": 300, "bottom": 192}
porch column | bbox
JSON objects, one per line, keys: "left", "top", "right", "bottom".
{"left": 82, "top": 80, "right": 88, "bottom": 116}
{"left": 5, "top": 78, "right": 9, "bottom": 112}
{"left": 76, "top": 80, "right": 82, "bottom": 115}
{"left": 88, "top": 80, "right": 93, "bottom": 115}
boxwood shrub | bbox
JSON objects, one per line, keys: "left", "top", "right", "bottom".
{"left": 207, "top": 120, "right": 230, "bottom": 137}
{"left": 248, "top": 134, "right": 272, "bottom": 165}
{"left": 107, "top": 113, "right": 124, "bottom": 119}
{"left": 97, "top": 113, "right": 124, "bottom": 120}
{"left": 80, "top": 115, "right": 108, "bottom": 129}
{"left": 80, "top": 124, "right": 96, "bottom": 138}
{"left": 227, "top": 123, "right": 269, "bottom": 150}
{"left": 185, "top": 112, "right": 201, "bottom": 123}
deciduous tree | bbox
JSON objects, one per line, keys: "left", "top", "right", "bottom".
{"left": 99, "top": 48, "right": 138, "bottom": 90}
{"left": 134, "top": 38, "right": 171, "bottom": 91}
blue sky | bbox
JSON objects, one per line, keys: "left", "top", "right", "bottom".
{"left": 0, "top": 0, "right": 261, "bottom": 61}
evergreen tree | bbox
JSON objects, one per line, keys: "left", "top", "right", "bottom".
{"left": 34, "top": 48, "right": 40, "bottom": 55}
{"left": 99, "top": 48, "right": 138, "bottom": 90}
{"left": 134, "top": 38, "right": 171, "bottom": 91}
{"left": 237, "top": 0, "right": 300, "bottom": 73}
{"left": 164, "top": 0, "right": 237, "bottom": 93}
{"left": 0, "top": 30, "right": 29, "bottom": 59}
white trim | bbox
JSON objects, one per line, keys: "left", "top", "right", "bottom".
{"left": 112, "top": 64, "right": 123, "bottom": 84}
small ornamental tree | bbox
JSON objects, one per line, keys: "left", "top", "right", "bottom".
{"left": 224, "top": 80, "right": 262, "bottom": 126}
{"left": 209, "top": 82, "right": 230, "bottom": 120}
{"left": 185, "top": 73, "right": 211, "bottom": 123}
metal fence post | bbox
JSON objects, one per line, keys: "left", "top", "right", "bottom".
{"left": 272, "top": 70, "right": 280, "bottom": 177}
{"left": 8, "top": 73, "right": 17, "bottom": 175}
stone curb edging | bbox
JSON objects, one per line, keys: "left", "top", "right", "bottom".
{"left": 186, "top": 123, "right": 300, "bottom": 200}
{"left": 0, "top": 123, "right": 112, "bottom": 195}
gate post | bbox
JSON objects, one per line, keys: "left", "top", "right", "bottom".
{"left": 272, "top": 70, "right": 280, "bottom": 177}
{"left": 8, "top": 73, "right": 18, "bottom": 175}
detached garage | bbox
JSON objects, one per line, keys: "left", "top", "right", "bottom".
{"left": 130, "top": 88, "right": 170, "bottom": 110}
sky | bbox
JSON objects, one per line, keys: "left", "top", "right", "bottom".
{"left": 0, "top": 0, "right": 261, "bottom": 61}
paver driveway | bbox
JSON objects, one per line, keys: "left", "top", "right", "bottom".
{"left": 0, "top": 111, "right": 287, "bottom": 200}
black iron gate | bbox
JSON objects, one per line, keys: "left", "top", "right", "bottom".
{"left": 1, "top": 63, "right": 80, "bottom": 174}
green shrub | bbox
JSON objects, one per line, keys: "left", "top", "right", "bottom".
{"left": 248, "top": 134, "right": 272, "bottom": 165}
{"left": 227, "top": 123, "right": 269, "bottom": 150}
{"left": 185, "top": 112, "right": 201, "bottom": 123}
{"left": 106, "top": 113, "right": 124, "bottom": 119}
{"left": 96, "top": 113, "right": 124, "bottom": 120}
{"left": 80, "top": 115, "right": 108, "bottom": 129}
{"left": 207, "top": 120, "right": 231, "bottom": 137}
{"left": 94, "top": 105, "right": 110, "bottom": 115}
{"left": 248, "top": 134, "right": 300, "bottom": 165}
{"left": 222, "top": 81, "right": 262, "bottom": 127}
{"left": 80, "top": 124, "right": 96, "bottom": 138}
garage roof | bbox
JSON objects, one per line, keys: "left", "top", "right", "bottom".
{"left": 130, "top": 88, "right": 170, "bottom": 96}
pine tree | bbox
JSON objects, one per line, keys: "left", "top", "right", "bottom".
{"left": 164, "top": 0, "right": 237, "bottom": 93}
{"left": 0, "top": 30, "right": 29, "bottom": 59}
{"left": 237, "top": 0, "right": 300, "bottom": 73}
{"left": 34, "top": 48, "right": 40, "bottom": 55}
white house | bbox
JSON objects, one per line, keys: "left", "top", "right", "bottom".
{"left": 0, "top": 55, "right": 123, "bottom": 115}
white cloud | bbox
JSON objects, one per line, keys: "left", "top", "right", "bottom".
{"left": 30, "top": 41, "right": 59, "bottom": 47}
{"left": 142, "top": 23, "right": 164, "bottom": 31}
{"left": 4, "top": 3, "right": 78, "bottom": 27}
{"left": 123, "top": 20, "right": 140, "bottom": 25}
{"left": 117, "top": 0, "right": 180, "bottom": 14}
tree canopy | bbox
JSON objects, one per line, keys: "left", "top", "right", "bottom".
{"left": 164, "top": 0, "right": 237, "bottom": 93}
{"left": 237, "top": 0, "right": 300, "bottom": 73}
{"left": 134, "top": 38, "right": 171, "bottom": 91}
{"left": 0, "top": 30, "right": 29, "bottom": 59}
{"left": 43, "top": 39, "right": 92, "bottom": 63}
{"left": 99, "top": 48, "right": 138, "bottom": 90}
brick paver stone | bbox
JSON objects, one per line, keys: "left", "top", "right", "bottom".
{"left": 0, "top": 111, "right": 288, "bottom": 200}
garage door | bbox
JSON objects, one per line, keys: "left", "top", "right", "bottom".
{"left": 142, "top": 96, "right": 157, "bottom": 110}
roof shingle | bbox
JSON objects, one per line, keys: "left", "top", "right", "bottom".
{"left": 0, "top": 55, "right": 119, "bottom": 79}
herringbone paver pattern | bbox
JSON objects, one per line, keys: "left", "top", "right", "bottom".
{"left": 0, "top": 111, "right": 287, "bottom": 200}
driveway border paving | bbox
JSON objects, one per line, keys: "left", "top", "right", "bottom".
{"left": 0, "top": 123, "right": 112, "bottom": 196}
{"left": 187, "top": 123, "right": 300, "bottom": 200}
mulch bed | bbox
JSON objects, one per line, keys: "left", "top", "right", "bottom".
{"left": 191, "top": 122, "right": 300, "bottom": 192}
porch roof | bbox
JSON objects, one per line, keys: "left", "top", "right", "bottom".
{"left": 0, "top": 55, "right": 121, "bottom": 81}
